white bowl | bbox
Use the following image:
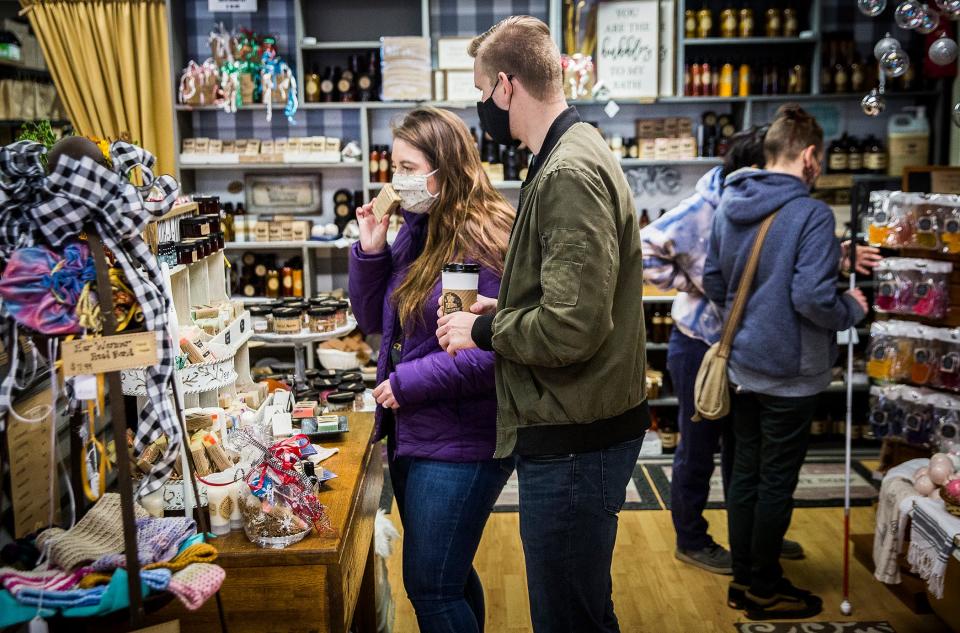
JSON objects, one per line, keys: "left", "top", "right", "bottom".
{"left": 316, "top": 348, "right": 360, "bottom": 371}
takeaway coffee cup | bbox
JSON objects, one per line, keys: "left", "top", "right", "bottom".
{"left": 441, "top": 263, "right": 480, "bottom": 315}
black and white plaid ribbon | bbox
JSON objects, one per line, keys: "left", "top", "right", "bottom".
{"left": 24, "top": 141, "right": 181, "bottom": 498}
{"left": 0, "top": 141, "right": 49, "bottom": 260}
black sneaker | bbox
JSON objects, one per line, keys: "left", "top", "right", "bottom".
{"left": 781, "top": 539, "right": 805, "bottom": 560}
{"left": 744, "top": 579, "right": 823, "bottom": 620}
{"left": 675, "top": 544, "right": 733, "bottom": 575}
{"left": 728, "top": 581, "right": 748, "bottom": 609}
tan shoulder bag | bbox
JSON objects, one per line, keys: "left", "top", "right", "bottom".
{"left": 693, "top": 211, "right": 779, "bottom": 421}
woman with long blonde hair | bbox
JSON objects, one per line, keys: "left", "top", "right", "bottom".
{"left": 348, "top": 107, "right": 515, "bottom": 633}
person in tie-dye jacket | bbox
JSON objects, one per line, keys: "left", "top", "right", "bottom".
{"left": 639, "top": 127, "right": 809, "bottom": 575}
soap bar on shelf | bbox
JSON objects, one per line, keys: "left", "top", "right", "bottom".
{"left": 316, "top": 415, "right": 342, "bottom": 433}
{"left": 372, "top": 184, "right": 402, "bottom": 221}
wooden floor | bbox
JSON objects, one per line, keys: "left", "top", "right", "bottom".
{"left": 385, "top": 500, "right": 951, "bottom": 632}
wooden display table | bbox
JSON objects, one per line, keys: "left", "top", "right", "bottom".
{"left": 141, "top": 411, "right": 383, "bottom": 633}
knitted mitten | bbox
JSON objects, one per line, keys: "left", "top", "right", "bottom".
{"left": 167, "top": 563, "right": 225, "bottom": 611}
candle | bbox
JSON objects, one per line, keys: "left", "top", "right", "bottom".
{"left": 140, "top": 489, "right": 165, "bottom": 518}
{"left": 205, "top": 469, "right": 239, "bottom": 535}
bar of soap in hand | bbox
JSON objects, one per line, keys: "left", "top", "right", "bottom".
{"left": 372, "top": 184, "right": 402, "bottom": 221}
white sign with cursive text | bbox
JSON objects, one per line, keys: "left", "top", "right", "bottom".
{"left": 597, "top": 0, "right": 660, "bottom": 99}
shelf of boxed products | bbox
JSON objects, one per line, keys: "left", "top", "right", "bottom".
{"left": 684, "top": 36, "right": 818, "bottom": 47}
{"left": 178, "top": 161, "right": 363, "bottom": 171}
{"left": 300, "top": 40, "right": 382, "bottom": 51}
{"left": 224, "top": 239, "right": 356, "bottom": 250}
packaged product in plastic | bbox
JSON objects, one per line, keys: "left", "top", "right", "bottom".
{"left": 874, "top": 257, "right": 953, "bottom": 320}
{"left": 928, "top": 391, "right": 960, "bottom": 454}
{"left": 932, "top": 328, "right": 960, "bottom": 392}
{"left": 868, "top": 384, "right": 905, "bottom": 440}
{"left": 901, "top": 386, "right": 935, "bottom": 445}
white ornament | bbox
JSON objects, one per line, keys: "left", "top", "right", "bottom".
{"left": 859, "top": 0, "right": 888, "bottom": 15}
{"left": 875, "top": 34, "right": 902, "bottom": 61}
{"left": 929, "top": 35, "right": 959, "bottom": 65}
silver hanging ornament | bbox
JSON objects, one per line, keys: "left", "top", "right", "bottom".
{"left": 875, "top": 34, "right": 902, "bottom": 60}
{"left": 952, "top": 102, "right": 960, "bottom": 127}
{"left": 859, "top": 0, "right": 888, "bottom": 16}
{"left": 917, "top": 5, "right": 941, "bottom": 33}
{"left": 895, "top": 0, "right": 924, "bottom": 28}
{"left": 930, "top": 34, "right": 960, "bottom": 64}
{"left": 862, "top": 89, "right": 887, "bottom": 116}
{"left": 880, "top": 47, "right": 911, "bottom": 76}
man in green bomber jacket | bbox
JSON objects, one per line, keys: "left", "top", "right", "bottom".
{"left": 436, "top": 15, "right": 650, "bottom": 633}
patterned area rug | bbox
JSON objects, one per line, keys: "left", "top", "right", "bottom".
{"left": 379, "top": 462, "right": 661, "bottom": 513}
{"left": 735, "top": 622, "right": 895, "bottom": 633}
{"left": 648, "top": 460, "right": 880, "bottom": 510}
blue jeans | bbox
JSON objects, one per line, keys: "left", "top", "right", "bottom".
{"left": 665, "top": 327, "right": 734, "bottom": 550}
{"left": 517, "top": 436, "right": 643, "bottom": 633}
{"left": 389, "top": 454, "right": 513, "bottom": 633}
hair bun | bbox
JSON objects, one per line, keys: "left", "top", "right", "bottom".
{"left": 774, "top": 103, "right": 811, "bottom": 123}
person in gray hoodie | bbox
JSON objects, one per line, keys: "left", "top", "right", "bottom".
{"left": 703, "top": 104, "right": 868, "bottom": 620}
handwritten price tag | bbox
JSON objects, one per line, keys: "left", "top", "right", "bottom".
{"left": 61, "top": 332, "right": 158, "bottom": 377}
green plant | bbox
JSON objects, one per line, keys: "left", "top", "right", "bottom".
{"left": 16, "top": 120, "right": 62, "bottom": 165}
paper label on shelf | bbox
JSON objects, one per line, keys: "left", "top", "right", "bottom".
{"left": 837, "top": 328, "right": 860, "bottom": 345}
{"left": 208, "top": 0, "right": 256, "bottom": 12}
{"left": 604, "top": 100, "right": 621, "bottom": 119}
{"left": 62, "top": 332, "right": 158, "bottom": 377}
{"left": 73, "top": 374, "right": 97, "bottom": 400}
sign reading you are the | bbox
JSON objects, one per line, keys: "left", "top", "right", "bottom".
{"left": 597, "top": 0, "right": 660, "bottom": 98}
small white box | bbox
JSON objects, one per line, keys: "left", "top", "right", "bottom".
{"left": 445, "top": 70, "right": 480, "bottom": 102}
{"left": 433, "top": 71, "right": 446, "bottom": 100}
{"left": 271, "top": 412, "right": 293, "bottom": 439}
{"left": 272, "top": 389, "right": 292, "bottom": 411}
{"left": 437, "top": 37, "right": 475, "bottom": 70}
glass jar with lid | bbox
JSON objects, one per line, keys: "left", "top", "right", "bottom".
{"left": 334, "top": 301, "right": 350, "bottom": 329}
{"left": 249, "top": 305, "right": 273, "bottom": 333}
{"left": 272, "top": 307, "right": 303, "bottom": 334}
{"left": 158, "top": 242, "right": 177, "bottom": 267}
{"left": 308, "top": 306, "right": 337, "bottom": 333}
{"left": 339, "top": 381, "right": 366, "bottom": 410}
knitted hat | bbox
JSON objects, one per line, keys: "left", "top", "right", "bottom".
{"left": 91, "top": 516, "right": 196, "bottom": 572}
{"left": 167, "top": 563, "right": 225, "bottom": 611}
{"left": 36, "top": 493, "right": 149, "bottom": 571}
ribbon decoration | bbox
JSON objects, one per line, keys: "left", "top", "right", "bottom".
{"left": 0, "top": 141, "right": 50, "bottom": 261}
{"left": 236, "top": 429, "right": 332, "bottom": 534}
{"left": 260, "top": 50, "right": 298, "bottom": 123}
{"left": 18, "top": 140, "right": 182, "bottom": 499}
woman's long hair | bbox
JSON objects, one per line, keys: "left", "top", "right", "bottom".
{"left": 390, "top": 107, "right": 515, "bottom": 328}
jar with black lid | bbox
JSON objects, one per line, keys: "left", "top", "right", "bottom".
{"left": 272, "top": 307, "right": 303, "bottom": 334}
{"left": 339, "top": 381, "right": 366, "bottom": 409}
{"left": 326, "top": 391, "right": 355, "bottom": 411}
{"left": 308, "top": 306, "right": 337, "bottom": 333}
{"left": 198, "top": 213, "right": 221, "bottom": 234}
{"left": 180, "top": 216, "right": 212, "bottom": 238}
{"left": 249, "top": 305, "right": 273, "bottom": 333}
{"left": 316, "top": 369, "right": 338, "bottom": 381}
{"left": 177, "top": 243, "right": 197, "bottom": 265}
{"left": 340, "top": 371, "right": 363, "bottom": 383}
{"left": 158, "top": 242, "right": 177, "bottom": 267}
{"left": 334, "top": 301, "right": 350, "bottom": 329}
{"left": 212, "top": 232, "right": 224, "bottom": 251}
{"left": 194, "top": 196, "right": 220, "bottom": 215}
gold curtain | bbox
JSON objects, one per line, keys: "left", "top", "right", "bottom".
{"left": 20, "top": 0, "right": 175, "bottom": 175}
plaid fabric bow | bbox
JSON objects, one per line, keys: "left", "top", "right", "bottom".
{"left": 31, "top": 141, "right": 181, "bottom": 499}
{"left": 0, "top": 141, "right": 49, "bottom": 260}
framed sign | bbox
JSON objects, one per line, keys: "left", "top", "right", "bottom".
{"left": 597, "top": 0, "right": 660, "bottom": 99}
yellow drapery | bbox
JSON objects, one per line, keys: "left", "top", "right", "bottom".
{"left": 20, "top": 0, "right": 175, "bottom": 175}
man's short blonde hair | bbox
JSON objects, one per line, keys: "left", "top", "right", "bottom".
{"left": 468, "top": 15, "right": 563, "bottom": 101}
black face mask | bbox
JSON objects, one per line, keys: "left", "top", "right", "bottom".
{"left": 477, "top": 75, "right": 513, "bottom": 146}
